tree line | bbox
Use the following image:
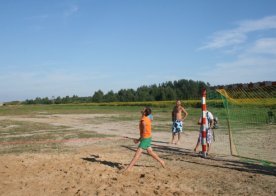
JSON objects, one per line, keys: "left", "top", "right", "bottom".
{"left": 23, "top": 79, "right": 211, "bottom": 104}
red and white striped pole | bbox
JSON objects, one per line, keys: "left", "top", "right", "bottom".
{"left": 201, "top": 88, "right": 207, "bottom": 158}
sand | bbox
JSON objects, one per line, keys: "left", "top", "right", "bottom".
{"left": 0, "top": 114, "right": 275, "bottom": 195}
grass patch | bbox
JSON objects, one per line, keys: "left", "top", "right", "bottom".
{"left": 0, "top": 119, "right": 115, "bottom": 154}
{"left": 0, "top": 104, "right": 143, "bottom": 116}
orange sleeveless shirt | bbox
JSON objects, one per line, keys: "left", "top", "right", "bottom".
{"left": 140, "top": 116, "right": 152, "bottom": 138}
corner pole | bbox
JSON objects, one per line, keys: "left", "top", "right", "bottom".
{"left": 201, "top": 88, "right": 207, "bottom": 158}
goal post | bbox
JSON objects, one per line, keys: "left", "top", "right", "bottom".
{"left": 215, "top": 81, "right": 276, "bottom": 163}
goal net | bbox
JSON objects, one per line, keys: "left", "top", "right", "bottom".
{"left": 215, "top": 82, "right": 276, "bottom": 163}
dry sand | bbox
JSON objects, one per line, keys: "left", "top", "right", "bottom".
{"left": 0, "top": 114, "right": 275, "bottom": 195}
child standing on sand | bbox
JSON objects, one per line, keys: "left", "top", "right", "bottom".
{"left": 171, "top": 100, "right": 189, "bottom": 145}
{"left": 123, "top": 107, "right": 165, "bottom": 172}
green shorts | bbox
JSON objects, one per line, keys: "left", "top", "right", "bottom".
{"left": 138, "top": 137, "right": 152, "bottom": 150}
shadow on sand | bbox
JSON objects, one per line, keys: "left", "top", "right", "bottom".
{"left": 121, "top": 143, "right": 276, "bottom": 176}
{"left": 82, "top": 155, "right": 123, "bottom": 169}
{"left": 82, "top": 154, "right": 155, "bottom": 169}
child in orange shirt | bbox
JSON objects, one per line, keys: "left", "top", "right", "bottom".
{"left": 123, "top": 107, "right": 165, "bottom": 172}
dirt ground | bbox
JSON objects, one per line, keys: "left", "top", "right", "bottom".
{"left": 0, "top": 114, "right": 275, "bottom": 196}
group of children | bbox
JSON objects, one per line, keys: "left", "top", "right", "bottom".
{"left": 122, "top": 100, "right": 215, "bottom": 173}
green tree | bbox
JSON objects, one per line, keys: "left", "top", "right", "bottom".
{"left": 104, "top": 90, "right": 118, "bottom": 102}
{"left": 92, "top": 90, "right": 104, "bottom": 102}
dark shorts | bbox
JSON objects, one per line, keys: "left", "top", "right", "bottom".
{"left": 138, "top": 137, "right": 152, "bottom": 150}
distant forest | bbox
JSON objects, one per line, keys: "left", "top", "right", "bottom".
{"left": 23, "top": 79, "right": 212, "bottom": 104}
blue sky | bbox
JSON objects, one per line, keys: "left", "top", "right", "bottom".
{"left": 1, "top": 0, "right": 276, "bottom": 102}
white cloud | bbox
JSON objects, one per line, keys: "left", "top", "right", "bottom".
{"left": 237, "top": 16, "right": 276, "bottom": 32}
{"left": 199, "top": 60, "right": 276, "bottom": 86}
{"left": 198, "top": 47, "right": 276, "bottom": 85}
{"left": 200, "top": 30, "right": 246, "bottom": 50}
{"left": 200, "top": 15, "right": 276, "bottom": 50}
{"left": 247, "top": 38, "right": 276, "bottom": 55}
{"left": 197, "top": 16, "right": 276, "bottom": 85}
